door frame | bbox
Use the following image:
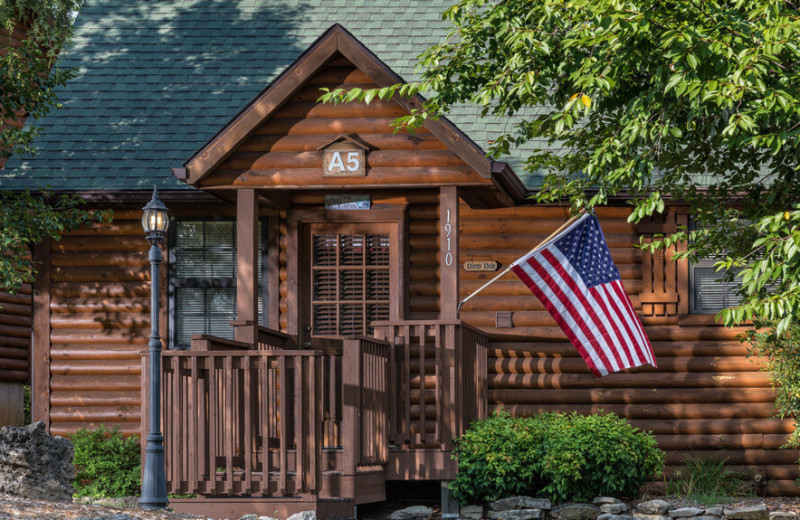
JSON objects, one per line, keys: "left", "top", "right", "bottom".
{"left": 287, "top": 208, "right": 407, "bottom": 345}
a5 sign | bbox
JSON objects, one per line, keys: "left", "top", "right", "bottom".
{"left": 322, "top": 144, "right": 366, "bottom": 177}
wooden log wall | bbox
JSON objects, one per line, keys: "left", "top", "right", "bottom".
{"left": 0, "top": 281, "right": 31, "bottom": 384}
{"left": 43, "top": 209, "right": 154, "bottom": 436}
{"left": 459, "top": 204, "right": 798, "bottom": 496}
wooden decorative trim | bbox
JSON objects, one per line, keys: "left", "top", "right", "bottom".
{"left": 235, "top": 189, "right": 259, "bottom": 343}
{"left": 180, "top": 23, "right": 525, "bottom": 206}
{"left": 31, "top": 241, "right": 51, "bottom": 431}
{"left": 440, "top": 187, "right": 459, "bottom": 321}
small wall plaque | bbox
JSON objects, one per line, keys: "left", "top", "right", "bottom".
{"left": 325, "top": 194, "right": 371, "bottom": 210}
{"left": 319, "top": 135, "right": 371, "bottom": 177}
{"left": 496, "top": 311, "right": 514, "bottom": 329}
{"left": 463, "top": 260, "right": 499, "bottom": 272}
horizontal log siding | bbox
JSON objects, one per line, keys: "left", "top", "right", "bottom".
{"left": 207, "top": 56, "right": 488, "bottom": 191}
{"left": 47, "top": 210, "right": 151, "bottom": 436}
{"left": 459, "top": 204, "right": 797, "bottom": 495}
{"left": 0, "top": 282, "right": 32, "bottom": 383}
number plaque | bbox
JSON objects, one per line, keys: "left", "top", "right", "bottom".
{"left": 322, "top": 143, "right": 365, "bottom": 177}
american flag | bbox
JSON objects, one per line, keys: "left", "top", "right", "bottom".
{"left": 510, "top": 213, "right": 656, "bottom": 377}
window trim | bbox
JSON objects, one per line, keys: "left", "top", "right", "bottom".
{"left": 167, "top": 217, "right": 269, "bottom": 349}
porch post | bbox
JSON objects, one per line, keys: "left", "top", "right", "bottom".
{"left": 235, "top": 189, "right": 259, "bottom": 344}
{"left": 439, "top": 186, "right": 459, "bottom": 321}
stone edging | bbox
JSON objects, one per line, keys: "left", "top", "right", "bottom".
{"left": 459, "top": 496, "right": 797, "bottom": 520}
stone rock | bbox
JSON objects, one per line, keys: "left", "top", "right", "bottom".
{"left": 595, "top": 498, "right": 625, "bottom": 505}
{"left": 461, "top": 505, "right": 484, "bottom": 520}
{"left": 598, "top": 515, "right": 633, "bottom": 520}
{"left": 487, "top": 509, "right": 544, "bottom": 520}
{"left": 634, "top": 515, "right": 670, "bottom": 520}
{"left": 388, "top": 505, "right": 434, "bottom": 520}
{"left": 706, "top": 508, "right": 724, "bottom": 517}
{"left": 670, "top": 508, "right": 705, "bottom": 518}
{"left": 257, "top": 517, "right": 278, "bottom": 520}
{"left": 551, "top": 503, "right": 602, "bottom": 520}
{"left": 85, "top": 497, "right": 139, "bottom": 509}
{"left": 724, "top": 505, "right": 768, "bottom": 520}
{"left": 601, "top": 504, "right": 629, "bottom": 515}
{"left": 0, "top": 421, "right": 75, "bottom": 502}
{"left": 696, "top": 516, "right": 726, "bottom": 520}
{"left": 638, "top": 502, "right": 672, "bottom": 516}
{"left": 770, "top": 513, "right": 799, "bottom": 520}
{"left": 77, "top": 513, "right": 137, "bottom": 520}
{"left": 490, "top": 497, "right": 552, "bottom": 511}
{"left": 239, "top": 515, "right": 258, "bottom": 520}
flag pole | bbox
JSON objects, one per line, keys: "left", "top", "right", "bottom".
{"left": 457, "top": 208, "right": 589, "bottom": 312}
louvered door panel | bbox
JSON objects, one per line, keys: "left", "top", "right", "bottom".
{"left": 310, "top": 226, "right": 392, "bottom": 336}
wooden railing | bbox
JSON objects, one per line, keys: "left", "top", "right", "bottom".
{"left": 142, "top": 348, "right": 322, "bottom": 497}
{"left": 342, "top": 337, "right": 390, "bottom": 469}
{"left": 372, "top": 320, "right": 488, "bottom": 449}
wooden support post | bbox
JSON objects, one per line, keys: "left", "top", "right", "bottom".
{"left": 32, "top": 241, "right": 51, "bottom": 431}
{"left": 235, "top": 189, "right": 259, "bottom": 344}
{"left": 440, "top": 186, "right": 459, "bottom": 321}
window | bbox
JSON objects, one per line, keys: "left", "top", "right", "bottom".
{"left": 168, "top": 219, "right": 266, "bottom": 349}
{"left": 689, "top": 258, "right": 742, "bottom": 314}
{"left": 310, "top": 226, "right": 392, "bottom": 336}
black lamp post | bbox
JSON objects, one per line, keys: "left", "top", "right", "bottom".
{"left": 140, "top": 187, "right": 169, "bottom": 510}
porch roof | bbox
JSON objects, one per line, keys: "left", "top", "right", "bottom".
{"left": 0, "top": 0, "right": 548, "bottom": 193}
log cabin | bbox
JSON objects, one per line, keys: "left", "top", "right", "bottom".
{"left": 0, "top": 1, "right": 796, "bottom": 518}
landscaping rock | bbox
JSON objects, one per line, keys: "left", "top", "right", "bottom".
{"left": 83, "top": 497, "right": 139, "bottom": 509}
{"left": 601, "top": 504, "right": 629, "bottom": 515}
{"left": 706, "top": 508, "right": 724, "bottom": 517}
{"left": 491, "top": 497, "right": 552, "bottom": 511}
{"left": 551, "top": 503, "right": 602, "bottom": 520}
{"left": 696, "top": 516, "right": 727, "bottom": 520}
{"left": 239, "top": 515, "right": 258, "bottom": 520}
{"left": 287, "top": 511, "right": 316, "bottom": 520}
{"left": 595, "top": 498, "right": 625, "bottom": 505}
{"left": 725, "top": 505, "right": 768, "bottom": 520}
{"left": 0, "top": 421, "right": 75, "bottom": 502}
{"left": 637, "top": 502, "right": 672, "bottom": 516}
{"left": 461, "top": 505, "right": 484, "bottom": 520}
{"left": 634, "top": 514, "right": 671, "bottom": 520}
{"left": 598, "top": 515, "right": 633, "bottom": 520}
{"left": 670, "top": 508, "right": 705, "bottom": 518}
{"left": 76, "top": 515, "right": 137, "bottom": 520}
{"left": 388, "top": 505, "right": 433, "bottom": 520}
{"left": 257, "top": 516, "right": 278, "bottom": 520}
{"left": 769, "top": 513, "right": 799, "bottom": 520}
{"left": 487, "top": 509, "right": 545, "bottom": 520}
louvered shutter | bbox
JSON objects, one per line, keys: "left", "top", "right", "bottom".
{"left": 690, "top": 261, "right": 743, "bottom": 314}
{"left": 311, "top": 231, "right": 391, "bottom": 336}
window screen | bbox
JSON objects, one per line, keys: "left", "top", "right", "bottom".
{"left": 169, "top": 220, "right": 266, "bottom": 349}
{"left": 690, "top": 258, "right": 742, "bottom": 314}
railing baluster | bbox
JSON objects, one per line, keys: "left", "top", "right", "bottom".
{"left": 260, "top": 354, "right": 270, "bottom": 496}
{"left": 244, "top": 356, "right": 253, "bottom": 494}
{"left": 224, "top": 355, "right": 234, "bottom": 494}
{"left": 278, "top": 355, "right": 288, "bottom": 496}
{"left": 208, "top": 356, "right": 217, "bottom": 493}
{"left": 294, "top": 356, "right": 304, "bottom": 492}
{"left": 189, "top": 356, "right": 198, "bottom": 493}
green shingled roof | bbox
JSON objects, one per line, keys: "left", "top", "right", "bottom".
{"left": 1, "top": 0, "right": 541, "bottom": 191}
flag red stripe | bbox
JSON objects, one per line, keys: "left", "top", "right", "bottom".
{"left": 587, "top": 285, "right": 636, "bottom": 367}
{"left": 610, "top": 280, "right": 654, "bottom": 365}
{"left": 524, "top": 254, "right": 614, "bottom": 375}
{"left": 539, "top": 249, "right": 625, "bottom": 370}
{"left": 511, "top": 263, "right": 604, "bottom": 377}
{"left": 594, "top": 283, "right": 643, "bottom": 367}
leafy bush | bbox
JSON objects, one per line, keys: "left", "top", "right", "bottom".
{"left": 71, "top": 425, "right": 141, "bottom": 498}
{"left": 23, "top": 385, "right": 31, "bottom": 424}
{"left": 450, "top": 410, "right": 664, "bottom": 505}
{"left": 746, "top": 323, "right": 800, "bottom": 448}
{"left": 666, "top": 452, "right": 754, "bottom": 504}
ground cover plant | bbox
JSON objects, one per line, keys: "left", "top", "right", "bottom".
{"left": 666, "top": 452, "right": 755, "bottom": 505}
{"left": 71, "top": 424, "right": 141, "bottom": 498}
{"left": 450, "top": 410, "right": 664, "bottom": 505}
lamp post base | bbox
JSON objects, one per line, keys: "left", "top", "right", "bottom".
{"left": 140, "top": 432, "right": 169, "bottom": 509}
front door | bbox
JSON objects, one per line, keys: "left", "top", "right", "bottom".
{"left": 300, "top": 222, "right": 398, "bottom": 344}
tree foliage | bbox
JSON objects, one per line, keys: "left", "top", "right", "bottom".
{"left": 321, "top": 0, "right": 800, "bottom": 339}
{"left": 1, "top": 0, "right": 81, "bottom": 156}
{"left": 1, "top": 1, "right": 109, "bottom": 294}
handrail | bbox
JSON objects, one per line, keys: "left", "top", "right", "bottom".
{"left": 190, "top": 334, "right": 254, "bottom": 351}
{"left": 256, "top": 325, "right": 296, "bottom": 350}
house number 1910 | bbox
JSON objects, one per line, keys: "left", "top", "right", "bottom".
{"left": 444, "top": 209, "right": 453, "bottom": 266}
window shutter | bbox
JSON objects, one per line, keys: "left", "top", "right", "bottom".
{"left": 636, "top": 211, "right": 687, "bottom": 317}
{"left": 690, "top": 262, "right": 743, "bottom": 314}
{"left": 311, "top": 231, "right": 391, "bottom": 336}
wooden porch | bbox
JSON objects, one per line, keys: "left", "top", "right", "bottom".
{"left": 141, "top": 320, "right": 488, "bottom": 519}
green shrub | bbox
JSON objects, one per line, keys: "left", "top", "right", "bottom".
{"left": 450, "top": 410, "right": 664, "bottom": 505}
{"left": 71, "top": 425, "right": 141, "bottom": 498}
{"left": 23, "top": 385, "right": 31, "bottom": 424}
{"left": 666, "top": 452, "right": 755, "bottom": 504}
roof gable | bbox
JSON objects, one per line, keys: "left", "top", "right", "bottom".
{"left": 182, "top": 25, "right": 524, "bottom": 206}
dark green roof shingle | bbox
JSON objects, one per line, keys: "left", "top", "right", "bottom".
{"left": 1, "top": 0, "right": 542, "bottom": 191}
